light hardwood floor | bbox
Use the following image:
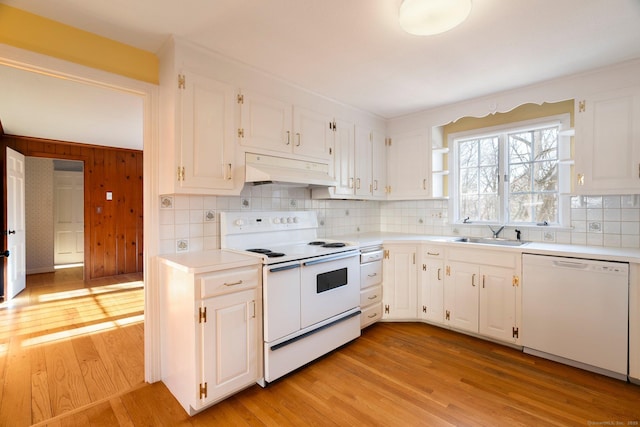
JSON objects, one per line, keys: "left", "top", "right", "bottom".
{"left": 0, "top": 267, "right": 144, "bottom": 426}
{"left": 3, "top": 270, "right": 640, "bottom": 426}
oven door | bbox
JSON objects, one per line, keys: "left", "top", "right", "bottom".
{"left": 300, "top": 251, "right": 360, "bottom": 329}
{"left": 264, "top": 260, "right": 301, "bottom": 342}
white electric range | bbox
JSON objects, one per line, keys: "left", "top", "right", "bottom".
{"left": 220, "top": 211, "right": 361, "bottom": 385}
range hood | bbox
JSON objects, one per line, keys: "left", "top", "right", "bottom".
{"left": 245, "top": 153, "right": 337, "bottom": 187}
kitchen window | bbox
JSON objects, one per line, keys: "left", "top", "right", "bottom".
{"left": 451, "top": 115, "right": 571, "bottom": 226}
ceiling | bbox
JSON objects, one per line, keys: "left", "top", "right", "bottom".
{"left": 2, "top": 0, "right": 640, "bottom": 150}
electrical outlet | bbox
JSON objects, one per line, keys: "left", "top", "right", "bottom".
{"left": 176, "top": 239, "right": 189, "bottom": 253}
{"left": 241, "top": 198, "right": 250, "bottom": 209}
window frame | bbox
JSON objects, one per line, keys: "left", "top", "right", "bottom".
{"left": 449, "top": 114, "right": 572, "bottom": 228}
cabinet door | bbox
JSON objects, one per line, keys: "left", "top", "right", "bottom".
{"left": 445, "top": 261, "right": 479, "bottom": 333}
{"left": 575, "top": 87, "right": 640, "bottom": 193}
{"left": 386, "top": 131, "right": 430, "bottom": 199}
{"left": 293, "top": 106, "right": 333, "bottom": 160}
{"left": 333, "top": 119, "right": 356, "bottom": 196}
{"left": 180, "top": 71, "right": 236, "bottom": 190}
{"left": 239, "top": 90, "right": 292, "bottom": 154}
{"left": 371, "top": 129, "right": 387, "bottom": 199}
{"left": 382, "top": 245, "right": 417, "bottom": 319}
{"left": 354, "top": 125, "right": 373, "bottom": 197}
{"left": 479, "top": 265, "right": 516, "bottom": 343}
{"left": 420, "top": 258, "right": 444, "bottom": 324}
{"left": 201, "top": 288, "right": 258, "bottom": 405}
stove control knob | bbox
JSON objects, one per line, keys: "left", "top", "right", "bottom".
{"left": 280, "top": 217, "right": 287, "bottom": 224}
{"left": 287, "top": 217, "right": 293, "bottom": 223}
{"left": 293, "top": 217, "right": 300, "bottom": 223}
{"left": 272, "top": 217, "right": 280, "bottom": 224}
{"left": 234, "top": 219, "right": 245, "bottom": 226}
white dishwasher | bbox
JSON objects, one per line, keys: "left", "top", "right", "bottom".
{"left": 522, "top": 253, "right": 629, "bottom": 380}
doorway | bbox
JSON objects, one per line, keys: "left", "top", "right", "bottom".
{"left": 25, "top": 158, "right": 85, "bottom": 276}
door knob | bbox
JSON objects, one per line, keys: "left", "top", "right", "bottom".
{"left": 0, "top": 250, "right": 10, "bottom": 258}
{"left": 4, "top": 230, "right": 15, "bottom": 235}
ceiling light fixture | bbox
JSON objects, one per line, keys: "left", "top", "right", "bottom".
{"left": 399, "top": 0, "right": 472, "bottom": 36}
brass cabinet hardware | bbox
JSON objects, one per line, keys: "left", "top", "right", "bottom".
{"left": 286, "top": 130, "right": 291, "bottom": 145}
{"left": 224, "top": 280, "right": 243, "bottom": 286}
{"left": 472, "top": 273, "right": 476, "bottom": 287}
{"left": 437, "top": 268, "right": 442, "bottom": 281}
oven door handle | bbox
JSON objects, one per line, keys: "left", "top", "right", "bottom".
{"left": 303, "top": 252, "right": 358, "bottom": 266}
{"left": 269, "top": 264, "right": 301, "bottom": 273}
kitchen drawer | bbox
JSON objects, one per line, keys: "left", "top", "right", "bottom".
{"left": 422, "top": 244, "right": 444, "bottom": 259}
{"left": 361, "top": 260, "right": 382, "bottom": 289}
{"left": 199, "top": 266, "right": 260, "bottom": 298}
{"left": 360, "top": 284, "right": 382, "bottom": 307}
{"left": 361, "top": 249, "right": 383, "bottom": 263}
{"left": 361, "top": 302, "right": 382, "bottom": 329}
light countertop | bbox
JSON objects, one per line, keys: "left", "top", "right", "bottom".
{"left": 331, "top": 232, "right": 640, "bottom": 264}
{"left": 157, "top": 250, "right": 260, "bottom": 274}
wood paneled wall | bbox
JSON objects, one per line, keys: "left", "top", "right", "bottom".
{"left": 2, "top": 135, "right": 143, "bottom": 280}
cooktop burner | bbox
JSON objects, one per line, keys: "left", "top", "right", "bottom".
{"left": 322, "top": 242, "right": 346, "bottom": 248}
{"left": 308, "top": 241, "right": 325, "bottom": 245}
{"left": 246, "top": 248, "right": 285, "bottom": 258}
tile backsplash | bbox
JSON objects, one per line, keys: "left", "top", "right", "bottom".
{"left": 158, "top": 186, "right": 640, "bottom": 254}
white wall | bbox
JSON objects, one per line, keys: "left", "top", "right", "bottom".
{"left": 25, "top": 157, "right": 55, "bottom": 274}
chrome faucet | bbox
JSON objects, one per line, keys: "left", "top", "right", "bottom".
{"left": 488, "top": 225, "right": 505, "bottom": 239}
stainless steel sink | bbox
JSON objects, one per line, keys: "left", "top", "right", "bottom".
{"left": 454, "top": 237, "right": 528, "bottom": 247}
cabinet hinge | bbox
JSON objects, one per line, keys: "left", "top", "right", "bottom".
{"left": 177, "top": 74, "right": 186, "bottom": 89}
{"left": 385, "top": 185, "right": 391, "bottom": 194}
{"left": 385, "top": 137, "right": 392, "bottom": 147}
{"left": 238, "top": 128, "right": 244, "bottom": 138}
{"left": 199, "top": 382, "right": 208, "bottom": 399}
{"left": 369, "top": 131, "right": 373, "bottom": 142}
{"left": 422, "top": 264, "right": 427, "bottom": 271}
{"left": 512, "top": 327, "right": 519, "bottom": 339}
{"left": 329, "top": 147, "right": 332, "bottom": 155}
{"left": 333, "top": 120, "right": 337, "bottom": 131}
{"left": 177, "top": 166, "right": 185, "bottom": 182}
{"left": 384, "top": 304, "right": 390, "bottom": 314}
{"left": 446, "top": 265, "right": 451, "bottom": 276}
{"left": 199, "top": 306, "right": 207, "bottom": 323}
{"left": 422, "top": 305, "right": 427, "bottom": 313}
{"left": 237, "top": 93, "right": 244, "bottom": 104}
{"left": 445, "top": 310, "right": 450, "bottom": 321}
{"left": 578, "top": 100, "right": 586, "bottom": 113}
{"left": 512, "top": 275, "right": 520, "bottom": 287}
{"left": 383, "top": 249, "right": 390, "bottom": 259}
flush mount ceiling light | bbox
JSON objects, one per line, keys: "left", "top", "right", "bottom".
{"left": 399, "top": 0, "right": 472, "bottom": 36}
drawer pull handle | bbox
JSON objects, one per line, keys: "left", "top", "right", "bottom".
{"left": 224, "top": 280, "right": 244, "bottom": 287}
{"left": 427, "top": 252, "right": 440, "bottom": 256}
{"left": 367, "top": 273, "right": 377, "bottom": 277}
{"left": 368, "top": 295, "right": 378, "bottom": 300}
{"left": 437, "top": 268, "right": 442, "bottom": 281}
{"left": 368, "top": 313, "right": 378, "bottom": 319}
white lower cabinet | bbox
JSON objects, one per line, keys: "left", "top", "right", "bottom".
{"left": 419, "top": 245, "right": 445, "bottom": 325}
{"left": 444, "top": 247, "right": 521, "bottom": 344}
{"left": 159, "top": 255, "right": 262, "bottom": 415}
{"left": 382, "top": 244, "right": 418, "bottom": 320}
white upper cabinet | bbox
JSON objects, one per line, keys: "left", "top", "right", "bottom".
{"left": 237, "top": 90, "right": 292, "bottom": 154}
{"left": 332, "top": 119, "right": 356, "bottom": 196}
{"left": 238, "top": 90, "right": 333, "bottom": 162}
{"left": 371, "top": 129, "right": 387, "bottom": 199}
{"left": 311, "top": 120, "right": 387, "bottom": 200}
{"left": 386, "top": 131, "right": 430, "bottom": 199}
{"left": 574, "top": 86, "right": 640, "bottom": 194}
{"left": 159, "top": 68, "right": 240, "bottom": 195}
{"left": 293, "top": 106, "right": 334, "bottom": 160}
{"left": 180, "top": 72, "right": 237, "bottom": 191}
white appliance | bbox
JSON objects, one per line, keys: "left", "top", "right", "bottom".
{"left": 220, "top": 211, "right": 360, "bottom": 385}
{"left": 522, "top": 254, "right": 629, "bottom": 380}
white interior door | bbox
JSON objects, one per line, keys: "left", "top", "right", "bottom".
{"left": 54, "top": 170, "right": 84, "bottom": 265}
{"left": 6, "top": 147, "right": 26, "bottom": 300}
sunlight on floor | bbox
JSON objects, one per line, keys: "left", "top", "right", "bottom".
{"left": 54, "top": 263, "right": 84, "bottom": 270}
{"left": 36, "top": 280, "right": 143, "bottom": 303}
{"left": 21, "top": 314, "right": 144, "bottom": 347}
